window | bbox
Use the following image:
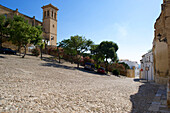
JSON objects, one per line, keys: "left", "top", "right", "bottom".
{"left": 51, "top": 36, "right": 54, "bottom": 40}
{"left": 47, "top": 10, "right": 49, "bottom": 16}
{"left": 44, "top": 11, "right": 46, "bottom": 17}
{"left": 54, "top": 13, "right": 56, "bottom": 19}
{"left": 51, "top": 11, "right": 53, "bottom": 18}
{"left": 53, "top": 24, "right": 54, "bottom": 28}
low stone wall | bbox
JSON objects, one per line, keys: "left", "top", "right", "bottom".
{"left": 155, "top": 76, "right": 168, "bottom": 85}
{"left": 2, "top": 41, "right": 17, "bottom": 50}
{"left": 126, "top": 69, "right": 135, "bottom": 78}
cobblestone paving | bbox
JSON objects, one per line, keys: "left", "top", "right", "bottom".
{"left": 148, "top": 85, "right": 170, "bottom": 113}
{"left": 0, "top": 54, "right": 159, "bottom": 112}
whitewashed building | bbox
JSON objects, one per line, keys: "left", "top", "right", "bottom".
{"left": 119, "top": 59, "right": 139, "bottom": 69}
{"left": 119, "top": 59, "right": 139, "bottom": 77}
{"left": 140, "top": 51, "right": 154, "bottom": 81}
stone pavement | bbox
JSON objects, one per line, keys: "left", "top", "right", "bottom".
{"left": 148, "top": 85, "right": 170, "bottom": 113}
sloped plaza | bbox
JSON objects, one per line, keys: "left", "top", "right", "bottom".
{"left": 0, "top": 54, "right": 160, "bottom": 112}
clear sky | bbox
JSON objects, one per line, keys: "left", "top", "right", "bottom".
{"left": 0, "top": 0, "right": 163, "bottom": 63}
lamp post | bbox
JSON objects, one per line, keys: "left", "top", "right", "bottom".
{"left": 145, "top": 66, "right": 149, "bottom": 82}
{"left": 157, "top": 33, "right": 167, "bottom": 43}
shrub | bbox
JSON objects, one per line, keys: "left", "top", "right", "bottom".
{"left": 112, "top": 69, "right": 120, "bottom": 76}
{"left": 32, "top": 48, "right": 40, "bottom": 56}
{"left": 119, "top": 62, "right": 130, "bottom": 69}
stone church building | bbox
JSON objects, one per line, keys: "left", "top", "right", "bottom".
{"left": 0, "top": 3, "right": 58, "bottom": 46}
{"left": 153, "top": 0, "right": 170, "bottom": 105}
{"left": 153, "top": 0, "right": 170, "bottom": 85}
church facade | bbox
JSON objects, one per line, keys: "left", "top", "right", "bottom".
{"left": 153, "top": 0, "right": 170, "bottom": 106}
{"left": 0, "top": 3, "right": 58, "bottom": 46}
{"left": 153, "top": 0, "right": 170, "bottom": 85}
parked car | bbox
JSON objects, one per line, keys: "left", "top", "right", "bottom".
{"left": 97, "top": 67, "right": 105, "bottom": 74}
{"left": 84, "top": 62, "right": 95, "bottom": 71}
{"left": 0, "top": 48, "right": 16, "bottom": 55}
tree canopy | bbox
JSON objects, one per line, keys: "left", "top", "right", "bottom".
{"left": 0, "top": 15, "right": 11, "bottom": 48}
{"left": 98, "top": 41, "right": 119, "bottom": 72}
{"left": 59, "top": 35, "right": 93, "bottom": 67}
{"left": 90, "top": 44, "right": 105, "bottom": 68}
{"left": 9, "top": 15, "right": 42, "bottom": 58}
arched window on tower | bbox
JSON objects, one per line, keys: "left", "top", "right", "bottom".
{"left": 52, "top": 10, "right": 53, "bottom": 18}
{"left": 44, "top": 11, "right": 46, "bottom": 18}
{"left": 54, "top": 13, "right": 56, "bottom": 20}
{"left": 47, "top": 10, "right": 49, "bottom": 17}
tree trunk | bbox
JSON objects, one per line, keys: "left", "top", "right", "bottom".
{"left": 77, "top": 63, "right": 79, "bottom": 68}
{"left": 71, "top": 54, "right": 73, "bottom": 64}
{"left": 40, "top": 46, "right": 42, "bottom": 60}
{"left": 0, "top": 33, "right": 2, "bottom": 48}
{"left": 18, "top": 45, "right": 21, "bottom": 56}
{"left": 106, "top": 58, "right": 108, "bottom": 73}
{"left": 59, "top": 55, "right": 61, "bottom": 63}
{"left": 76, "top": 54, "right": 80, "bottom": 68}
{"left": 57, "top": 48, "right": 61, "bottom": 63}
{"left": 97, "top": 62, "right": 99, "bottom": 69}
{"left": 22, "top": 45, "right": 26, "bottom": 58}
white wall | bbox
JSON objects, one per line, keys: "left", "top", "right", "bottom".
{"left": 141, "top": 51, "right": 154, "bottom": 81}
{"left": 119, "top": 60, "right": 139, "bottom": 77}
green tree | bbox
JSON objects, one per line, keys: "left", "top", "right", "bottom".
{"left": 9, "top": 15, "right": 42, "bottom": 58}
{"left": 59, "top": 35, "right": 93, "bottom": 68}
{"left": 99, "top": 41, "right": 118, "bottom": 73}
{"left": 30, "top": 26, "right": 43, "bottom": 59}
{"left": 118, "top": 62, "right": 130, "bottom": 70}
{"left": 59, "top": 39, "right": 76, "bottom": 63}
{"left": 0, "top": 15, "right": 11, "bottom": 48}
{"left": 90, "top": 44, "right": 104, "bottom": 68}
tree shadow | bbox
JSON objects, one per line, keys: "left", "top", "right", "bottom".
{"left": 41, "top": 57, "right": 62, "bottom": 64}
{"left": 0, "top": 55, "right": 5, "bottom": 58}
{"left": 133, "top": 78, "right": 140, "bottom": 82}
{"left": 77, "top": 67, "right": 108, "bottom": 76}
{"left": 41, "top": 62, "right": 76, "bottom": 70}
{"left": 130, "top": 81, "right": 160, "bottom": 113}
{"left": 40, "top": 56, "right": 110, "bottom": 76}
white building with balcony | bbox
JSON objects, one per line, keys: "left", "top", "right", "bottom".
{"left": 140, "top": 51, "right": 154, "bottom": 81}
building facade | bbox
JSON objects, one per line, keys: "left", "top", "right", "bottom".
{"left": 0, "top": 3, "right": 58, "bottom": 46}
{"left": 153, "top": 0, "right": 170, "bottom": 106}
{"left": 140, "top": 51, "right": 154, "bottom": 81}
{"left": 119, "top": 59, "right": 139, "bottom": 69}
{"left": 153, "top": 0, "right": 170, "bottom": 85}
{"left": 119, "top": 59, "right": 139, "bottom": 77}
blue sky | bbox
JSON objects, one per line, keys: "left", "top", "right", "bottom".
{"left": 0, "top": 0, "right": 163, "bottom": 63}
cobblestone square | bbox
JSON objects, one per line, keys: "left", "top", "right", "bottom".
{"left": 0, "top": 55, "right": 160, "bottom": 112}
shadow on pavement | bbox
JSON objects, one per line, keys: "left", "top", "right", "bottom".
{"left": 77, "top": 67, "right": 107, "bottom": 76}
{"left": 130, "top": 82, "right": 159, "bottom": 113}
{"left": 133, "top": 78, "right": 141, "bottom": 82}
{"left": 41, "top": 62, "right": 76, "bottom": 70}
{"left": 41, "top": 56, "right": 110, "bottom": 76}
{"left": 0, "top": 55, "right": 5, "bottom": 58}
{"left": 41, "top": 57, "right": 62, "bottom": 64}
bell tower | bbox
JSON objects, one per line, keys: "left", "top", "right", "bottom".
{"left": 42, "top": 4, "right": 59, "bottom": 46}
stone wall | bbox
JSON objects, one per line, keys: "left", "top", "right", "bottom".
{"left": 126, "top": 69, "right": 135, "bottom": 78}
{"left": 153, "top": 0, "right": 170, "bottom": 106}
{"left": 153, "top": 1, "right": 170, "bottom": 85}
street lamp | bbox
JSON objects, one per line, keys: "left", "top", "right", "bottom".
{"left": 157, "top": 33, "right": 167, "bottom": 43}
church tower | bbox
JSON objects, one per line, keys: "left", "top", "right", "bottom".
{"left": 42, "top": 4, "right": 59, "bottom": 46}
